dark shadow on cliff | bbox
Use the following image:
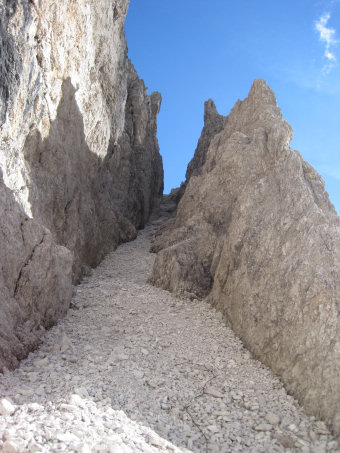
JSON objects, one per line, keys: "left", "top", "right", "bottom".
{"left": 23, "top": 78, "right": 138, "bottom": 282}
{"left": 0, "top": 167, "right": 72, "bottom": 371}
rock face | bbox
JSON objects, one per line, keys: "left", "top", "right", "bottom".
{"left": 0, "top": 169, "right": 73, "bottom": 371}
{"left": 185, "top": 99, "right": 226, "bottom": 181}
{"left": 150, "top": 79, "right": 340, "bottom": 434}
{"left": 0, "top": 0, "right": 163, "bottom": 369}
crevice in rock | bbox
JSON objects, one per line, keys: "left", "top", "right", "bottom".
{"left": 13, "top": 232, "right": 46, "bottom": 297}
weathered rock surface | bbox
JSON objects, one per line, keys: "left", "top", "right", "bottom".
{"left": 185, "top": 99, "right": 226, "bottom": 181}
{"left": 0, "top": 169, "right": 72, "bottom": 371}
{"left": 150, "top": 79, "right": 340, "bottom": 435}
{"left": 0, "top": 0, "right": 163, "bottom": 369}
{"left": 0, "top": 224, "right": 338, "bottom": 452}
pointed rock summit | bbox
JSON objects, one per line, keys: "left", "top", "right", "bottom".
{"left": 150, "top": 80, "right": 340, "bottom": 435}
{"left": 185, "top": 99, "right": 226, "bottom": 181}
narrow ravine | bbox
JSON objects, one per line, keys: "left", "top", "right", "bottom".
{"left": 0, "top": 219, "right": 338, "bottom": 453}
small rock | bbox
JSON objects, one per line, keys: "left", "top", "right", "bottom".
{"left": 69, "top": 394, "right": 84, "bottom": 405}
{"left": 0, "top": 398, "right": 16, "bottom": 415}
{"left": 276, "top": 435, "right": 296, "bottom": 448}
{"left": 265, "top": 413, "right": 280, "bottom": 425}
{"left": 27, "top": 403, "right": 44, "bottom": 412}
{"left": 59, "top": 333, "right": 72, "bottom": 353}
{"left": 147, "top": 434, "right": 163, "bottom": 448}
{"left": 34, "top": 357, "right": 49, "bottom": 367}
{"left": 254, "top": 423, "right": 272, "bottom": 432}
{"left": 205, "top": 387, "right": 224, "bottom": 398}
{"left": 141, "top": 348, "right": 149, "bottom": 356}
{"left": 170, "top": 407, "right": 180, "bottom": 416}
{"left": 207, "top": 425, "right": 219, "bottom": 433}
{"left": 327, "top": 440, "right": 339, "bottom": 450}
{"left": 2, "top": 441, "right": 20, "bottom": 453}
{"left": 132, "top": 370, "right": 144, "bottom": 379}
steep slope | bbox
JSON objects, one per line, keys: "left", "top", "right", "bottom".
{"left": 0, "top": 224, "right": 337, "bottom": 452}
{"left": 150, "top": 79, "right": 340, "bottom": 434}
{"left": 0, "top": 0, "right": 163, "bottom": 369}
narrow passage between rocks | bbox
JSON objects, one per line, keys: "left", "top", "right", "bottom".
{"left": 0, "top": 220, "right": 338, "bottom": 453}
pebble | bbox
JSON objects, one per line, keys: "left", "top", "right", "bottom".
{"left": 0, "top": 398, "right": 15, "bottom": 416}
{"left": 0, "top": 223, "right": 339, "bottom": 453}
{"left": 2, "top": 441, "right": 20, "bottom": 453}
{"left": 265, "top": 412, "right": 280, "bottom": 425}
{"left": 205, "top": 387, "right": 225, "bottom": 398}
{"left": 254, "top": 423, "right": 273, "bottom": 432}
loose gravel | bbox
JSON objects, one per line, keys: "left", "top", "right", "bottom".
{"left": 0, "top": 222, "right": 339, "bottom": 453}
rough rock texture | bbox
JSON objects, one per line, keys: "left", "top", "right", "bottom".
{"left": 0, "top": 224, "right": 338, "bottom": 452}
{"left": 0, "top": 169, "right": 72, "bottom": 371}
{"left": 185, "top": 99, "right": 226, "bottom": 181}
{"left": 150, "top": 79, "right": 340, "bottom": 435}
{"left": 0, "top": 0, "right": 163, "bottom": 369}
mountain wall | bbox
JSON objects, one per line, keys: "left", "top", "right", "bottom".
{"left": 0, "top": 0, "right": 163, "bottom": 370}
{"left": 150, "top": 80, "right": 340, "bottom": 435}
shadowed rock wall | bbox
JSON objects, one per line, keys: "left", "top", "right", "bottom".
{"left": 150, "top": 80, "right": 340, "bottom": 434}
{"left": 0, "top": 0, "right": 163, "bottom": 369}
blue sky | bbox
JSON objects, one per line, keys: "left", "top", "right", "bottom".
{"left": 125, "top": 0, "right": 340, "bottom": 213}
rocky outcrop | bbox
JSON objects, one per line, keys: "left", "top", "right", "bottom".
{"left": 150, "top": 79, "right": 340, "bottom": 434}
{"left": 185, "top": 99, "right": 226, "bottom": 181}
{"left": 0, "top": 169, "right": 73, "bottom": 371}
{"left": 0, "top": 0, "right": 163, "bottom": 369}
{"left": 150, "top": 100, "right": 226, "bottom": 255}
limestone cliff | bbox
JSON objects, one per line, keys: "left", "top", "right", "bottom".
{"left": 0, "top": 0, "right": 163, "bottom": 369}
{"left": 150, "top": 80, "right": 340, "bottom": 434}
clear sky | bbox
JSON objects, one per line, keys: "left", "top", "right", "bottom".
{"left": 125, "top": 0, "right": 340, "bottom": 214}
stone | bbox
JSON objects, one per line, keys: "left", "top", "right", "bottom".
{"left": 254, "top": 423, "right": 272, "bottom": 432}
{"left": 186, "top": 99, "right": 227, "bottom": 181}
{"left": 147, "top": 434, "right": 163, "bottom": 448}
{"left": 0, "top": 170, "right": 73, "bottom": 372}
{"left": 205, "top": 387, "right": 225, "bottom": 398}
{"left": 0, "top": 398, "right": 16, "bottom": 416}
{"left": 0, "top": 0, "right": 163, "bottom": 371}
{"left": 150, "top": 79, "right": 340, "bottom": 435}
{"left": 265, "top": 413, "right": 280, "bottom": 425}
{"left": 2, "top": 441, "right": 20, "bottom": 453}
{"left": 59, "top": 333, "right": 71, "bottom": 354}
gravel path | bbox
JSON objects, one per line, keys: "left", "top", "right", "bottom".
{"left": 0, "top": 222, "right": 339, "bottom": 453}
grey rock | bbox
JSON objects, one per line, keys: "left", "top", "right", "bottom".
{"left": 254, "top": 423, "right": 273, "bottom": 432}
{"left": 0, "top": 170, "right": 73, "bottom": 371}
{"left": 265, "top": 413, "right": 280, "bottom": 426}
{"left": 205, "top": 387, "right": 225, "bottom": 398}
{"left": 150, "top": 79, "right": 340, "bottom": 435}
{"left": 0, "top": 0, "right": 163, "bottom": 369}
{"left": 186, "top": 99, "right": 227, "bottom": 181}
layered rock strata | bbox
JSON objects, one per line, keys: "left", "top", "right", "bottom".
{"left": 150, "top": 79, "right": 340, "bottom": 434}
{"left": 0, "top": 0, "right": 163, "bottom": 369}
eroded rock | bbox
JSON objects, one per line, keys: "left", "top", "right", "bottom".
{"left": 0, "top": 0, "right": 163, "bottom": 369}
{"left": 150, "top": 79, "right": 340, "bottom": 435}
{"left": 0, "top": 170, "right": 73, "bottom": 371}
